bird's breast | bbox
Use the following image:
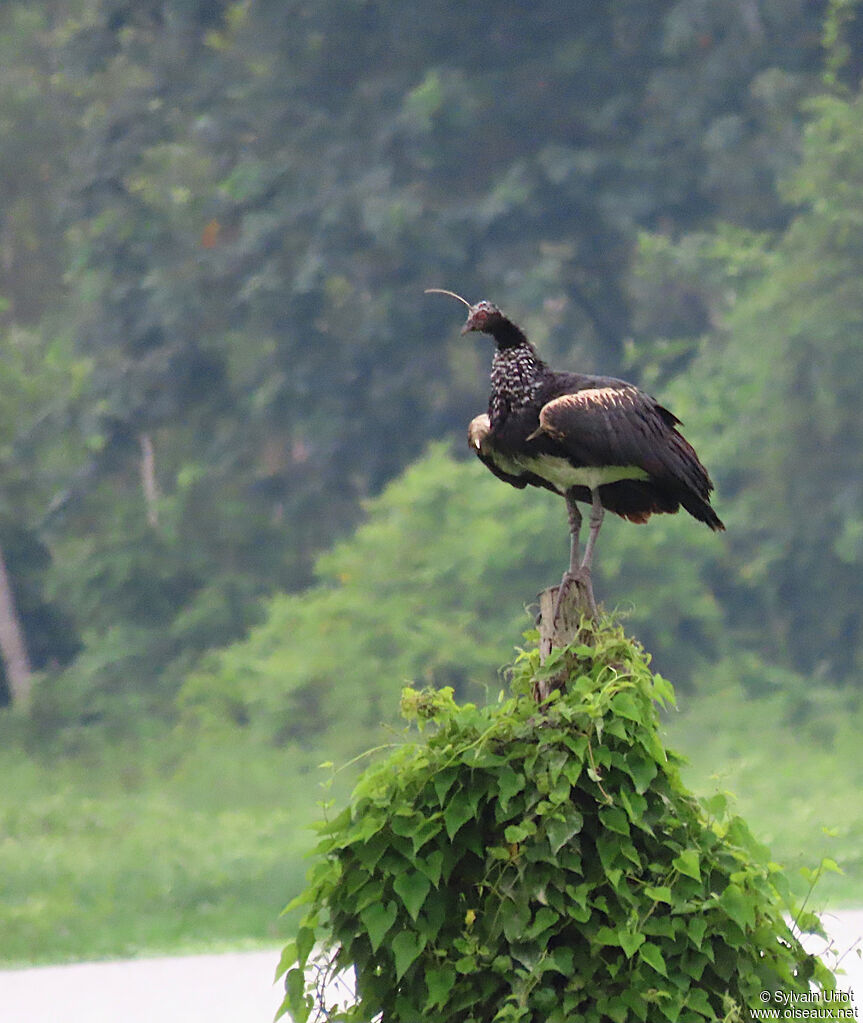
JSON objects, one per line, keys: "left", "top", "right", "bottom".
{"left": 510, "top": 452, "right": 649, "bottom": 494}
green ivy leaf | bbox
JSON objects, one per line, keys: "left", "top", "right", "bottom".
{"left": 638, "top": 941, "right": 668, "bottom": 977}
{"left": 673, "top": 848, "right": 702, "bottom": 881}
{"left": 596, "top": 832, "right": 621, "bottom": 873}
{"left": 626, "top": 755, "right": 658, "bottom": 794}
{"left": 432, "top": 768, "right": 458, "bottom": 805}
{"left": 621, "top": 988, "right": 648, "bottom": 1020}
{"left": 546, "top": 808, "right": 584, "bottom": 854}
{"left": 417, "top": 893, "right": 446, "bottom": 942}
{"left": 599, "top": 805, "right": 630, "bottom": 836}
{"left": 425, "top": 964, "right": 456, "bottom": 1009}
{"left": 682, "top": 951, "right": 709, "bottom": 981}
{"left": 416, "top": 849, "right": 444, "bottom": 886}
{"left": 618, "top": 786, "right": 647, "bottom": 824}
{"left": 620, "top": 929, "right": 645, "bottom": 958}
{"left": 549, "top": 946, "right": 574, "bottom": 973}
{"left": 274, "top": 939, "right": 297, "bottom": 981}
{"left": 704, "top": 791, "right": 729, "bottom": 818}
{"left": 296, "top": 925, "right": 315, "bottom": 964}
{"left": 317, "top": 804, "right": 352, "bottom": 835}
{"left": 610, "top": 691, "right": 642, "bottom": 721}
{"left": 504, "top": 820, "right": 536, "bottom": 843}
{"left": 391, "top": 928, "right": 425, "bottom": 981}
{"left": 354, "top": 833, "right": 389, "bottom": 872}
{"left": 820, "top": 857, "right": 843, "bottom": 875}
{"left": 353, "top": 878, "right": 385, "bottom": 912}
{"left": 719, "top": 882, "right": 755, "bottom": 932}
{"left": 360, "top": 900, "right": 398, "bottom": 952}
{"left": 393, "top": 870, "right": 432, "bottom": 921}
{"left": 688, "top": 916, "right": 708, "bottom": 948}
{"left": 685, "top": 987, "right": 714, "bottom": 1018}
{"left": 497, "top": 765, "right": 526, "bottom": 808}
{"left": 284, "top": 967, "right": 308, "bottom": 1022}
{"left": 443, "top": 786, "right": 478, "bottom": 838}
{"left": 600, "top": 994, "right": 631, "bottom": 1023}
{"left": 412, "top": 817, "right": 443, "bottom": 853}
{"left": 502, "top": 896, "right": 531, "bottom": 942}
{"left": 523, "top": 906, "right": 559, "bottom": 939}
{"left": 595, "top": 925, "right": 621, "bottom": 946}
{"left": 644, "top": 885, "right": 672, "bottom": 904}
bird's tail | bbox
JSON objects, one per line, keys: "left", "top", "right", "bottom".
{"left": 680, "top": 493, "right": 725, "bottom": 532}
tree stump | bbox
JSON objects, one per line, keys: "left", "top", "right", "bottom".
{"left": 534, "top": 576, "right": 596, "bottom": 702}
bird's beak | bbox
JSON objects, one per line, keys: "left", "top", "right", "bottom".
{"left": 460, "top": 314, "right": 477, "bottom": 335}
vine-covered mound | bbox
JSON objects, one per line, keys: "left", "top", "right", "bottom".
{"left": 278, "top": 625, "right": 838, "bottom": 1023}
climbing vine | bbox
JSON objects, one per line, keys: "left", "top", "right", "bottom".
{"left": 277, "top": 624, "right": 839, "bottom": 1022}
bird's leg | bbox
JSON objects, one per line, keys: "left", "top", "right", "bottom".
{"left": 551, "top": 492, "right": 583, "bottom": 623}
{"left": 566, "top": 492, "right": 582, "bottom": 576}
{"left": 580, "top": 489, "right": 605, "bottom": 574}
{"left": 572, "top": 490, "right": 603, "bottom": 619}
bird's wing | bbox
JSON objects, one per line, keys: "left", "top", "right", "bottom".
{"left": 469, "top": 413, "right": 550, "bottom": 491}
{"left": 536, "top": 386, "right": 711, "bottom": 494}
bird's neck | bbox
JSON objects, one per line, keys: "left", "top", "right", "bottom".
{"left": 489, "top": 335, "right": 548, "bottom": 425}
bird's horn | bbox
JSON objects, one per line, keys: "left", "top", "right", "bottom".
{"left": 424, "top": 288, "right": 472, "bottom": 309}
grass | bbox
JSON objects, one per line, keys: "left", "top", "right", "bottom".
{"left": 666, "top": 670, "right": 863, "bottom": 908}
{"left": 0, "top": 729, "right": 332, "bottom": 967}
{"left": 0, "top": 655, "right": 859, "bottom": 967}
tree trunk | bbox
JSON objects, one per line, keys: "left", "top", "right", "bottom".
{"left": 139, "top": 432, "right": 160, "bottom": 527}
{"left": 0, "top": 541, "right": 32, "bottom": 708}
{"left": 534, "top": 579, "right": 595, "bottom": 702}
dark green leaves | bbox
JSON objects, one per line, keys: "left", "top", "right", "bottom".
{"left": 280, "top": 625, "right": 838, "bottom": 1023}
{"left": 546, "top": 807, "right": 583, "bottom": 854}
{"left": 599, "top": 805, "right": 630, "bottom": 836}
{"left": 425, "top": 964, "right": 456, "bottom": 1009}
{"left": 620, "top": 930, "right": 646, "bottom": 958}
{"left": 627, "top": 755, "right": 658, "bottom": 794}
{"left": 393, "top": 871, "right": 431, "bottom": 921}
{"left": 443, "top": 785, "right": 480, "bottom": 838}
{"left": 360, "top": 901, "right": 397, "bottom": 952}
{"left": 391, "top": 929, "right": 425, "bottom": 981}
{"left": 638, "top": 941, "right": 668, "bottom": 977}
{"left": 673, "top": 848, "right": 702, "bottom": 881}
{"left": 719, "top": 882, "right": 756, "bottom": 933}
{"left": 497, "top": 765, "right": 526, "bottom": 809}
{"left": 644, "top": 885, "right": 672, "bottom": 904}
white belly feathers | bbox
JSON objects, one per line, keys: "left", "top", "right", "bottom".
{"left": 512, "top": 453, "right": 648, "bottom": 493}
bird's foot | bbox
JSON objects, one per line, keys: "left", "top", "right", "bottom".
{"left": 553, "top": 567, "right": 598, "bottom": 624}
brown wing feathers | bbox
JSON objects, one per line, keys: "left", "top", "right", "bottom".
{"left": 537, "top": 387, "right": 676, "bottom": 473}
{"left": 536, "top": 387, "right": 724, "bottom": 530}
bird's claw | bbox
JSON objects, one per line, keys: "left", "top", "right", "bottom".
{"left": 553, "top": 567, "right": 598, "bottom": 623}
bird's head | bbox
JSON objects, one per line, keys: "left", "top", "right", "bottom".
{"left": 460, "top": 300, "right": 504, "bottom": 336}
{"left": 424, "top": 289, "right": 506, "bottom": 337}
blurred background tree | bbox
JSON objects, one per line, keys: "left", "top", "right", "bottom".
{"left": 0, "top": 0, "right": 857, "bottom": 734}
{"left": 2, "top": 0, "right": 863, "bottom": 961}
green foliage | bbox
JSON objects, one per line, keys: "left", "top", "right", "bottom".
{"left": 634, "top": 91, "right": 863, "bottom": 683}
{"left": 822, "top": 0, "right": 863, "bottom": 91}
{"left": 0, "top": 725, "right": 313, "bottom": 964}
{"left": 669, "top": 653, "right": 863, "bottom": 906}
{"left": 177, "top": 443, "right": 557, "bottom": 752}
{"left": 180, "top": 443, "right": 727, "bottom": 750}
{"left": 0, "top": 0, "right": 836, "bottom": 719}
{"left": 279, "top": 626, "right": 838, "bottom": 1023}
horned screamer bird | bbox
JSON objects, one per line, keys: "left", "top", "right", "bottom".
{"left": 427, "top": 289, "right": 724, "bottom": 619}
